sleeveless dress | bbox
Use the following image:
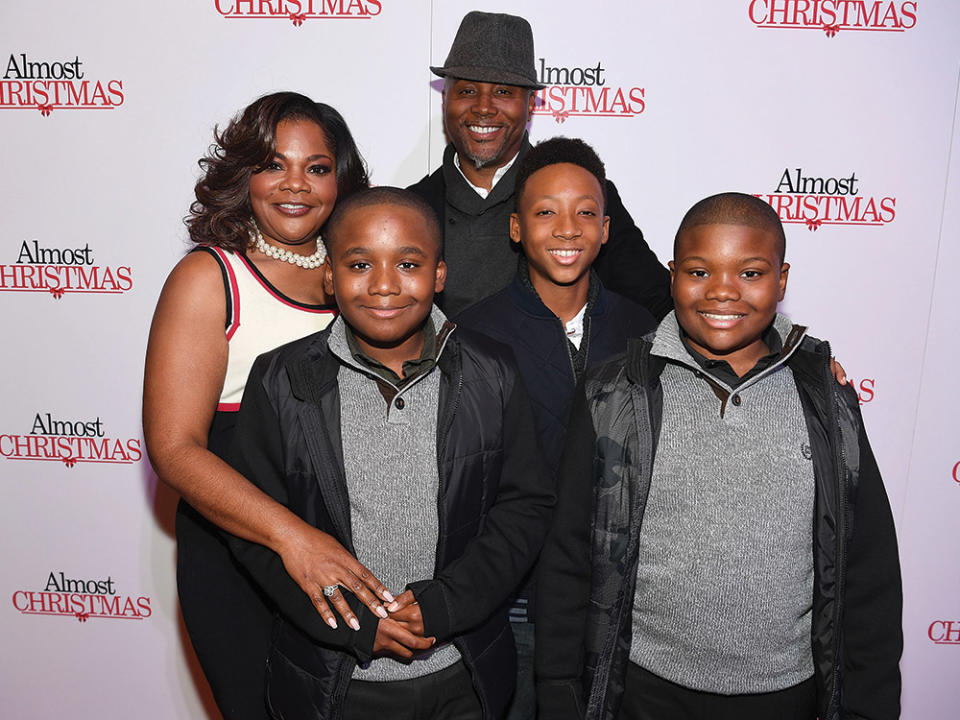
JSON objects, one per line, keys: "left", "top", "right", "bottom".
{"left": 175, "top": 247, "right": 335, "bottom": 720}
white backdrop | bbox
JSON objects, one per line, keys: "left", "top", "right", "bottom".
{"left": 1, "top": 1, "right": 958, "bottom": 718}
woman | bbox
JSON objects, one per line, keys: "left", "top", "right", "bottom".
{"left": 144, "top": 92, "right": 392, "bottom": 719}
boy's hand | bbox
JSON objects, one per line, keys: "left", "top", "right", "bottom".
{"left": 386, "top": 590, "right": 425, "bottom": 636}
{"left": 372, "top": 616, "right": 436, "bottom": 660}
{"left": 275, "top": 523, "right": 394, "bottom": 631}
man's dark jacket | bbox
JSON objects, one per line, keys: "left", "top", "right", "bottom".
{"left": 226, "top": 322, "right": 555, "bottom": 720}
{"left": 408, "top": 140, "right": 672, "bottom": 320}
{"left": 536, "top": 330, "right": 903, "bottom": 720}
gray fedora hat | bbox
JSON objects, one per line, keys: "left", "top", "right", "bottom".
{"left": 430, "top": 11, "right": 545, "bottom": 90}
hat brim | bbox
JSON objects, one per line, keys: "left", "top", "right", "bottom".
{"left": 431, "top": 65, "right": 545, "bottom": 90}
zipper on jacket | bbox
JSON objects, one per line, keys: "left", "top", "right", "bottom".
{"left": 331, "top": 657, "right": 354, "bottom": 720}
{"left": 822, "top": 343, "right": 847, "bottom": 719}
{"left": 433, "top": 350, "right": 494, "bottom": 718}
{"left": 560, "top": 313, "right": 592, "bottom": 385}
{"left": 560, "top": 317, "right": 578, "bottom": 381}
{"left": 454, "top": 637, "right": 491, "bottom": 720}
{"left": 588, "top": 364, "right": 654, "bottom": 718}
{"left": 434, "top": 352, "right": 463, "bottom": 575}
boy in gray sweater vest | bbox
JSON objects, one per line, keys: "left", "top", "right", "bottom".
{"left": 536, "top": 193, "right": 902, "bottom": 720}
{"left": 226, "top": 187, "right": 554, "bottom": 720}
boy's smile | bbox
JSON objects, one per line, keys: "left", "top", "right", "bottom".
{"left": 324, "top": 204, "right": 446, "bottom": 375}
{"left": 669, "top": 223, "right": 789, "bottom": 377}
{"left": 511, "top": 162, "right": 609, "bottom": 299}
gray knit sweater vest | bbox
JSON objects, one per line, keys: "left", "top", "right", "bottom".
{"left": 327, "top": 308, "right": 461, "bottom": 681}
{"left": 629, "top": 313, "right": 815, "bottom": 694}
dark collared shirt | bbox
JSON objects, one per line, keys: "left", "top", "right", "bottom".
{"left": 344, "top": 318, "right": 440, "bottom": 404}
{"left": 680, "top": 324, "right": 783, "bottom": 389}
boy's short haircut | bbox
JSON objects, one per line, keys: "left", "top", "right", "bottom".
{"left": 675, "top": 192, "right": 786, "bottom": 262}
{"left": 323, "top": 185, "right": 443, "bottom": 254}
{"left": 514, "top": 136, "right": 608, "bottom": 210}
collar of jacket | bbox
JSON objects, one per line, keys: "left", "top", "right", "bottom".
{"left": 508, "top": 257, "right": 606, "bottom": 320}
{"left": 284, "top": 316, "right": 459, "bottom": 407}
{"left": 624, "top": 313, "right": 810, "bottom": 383}
{"left": 441, "top": 134, "right": 531, "bottom": 215}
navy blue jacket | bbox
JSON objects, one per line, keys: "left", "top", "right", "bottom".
{"left": 456, "top": 271, "right": 656, "bottom": 479}
{"left": 456, "top": 272, "right": 655, "bottom": 621}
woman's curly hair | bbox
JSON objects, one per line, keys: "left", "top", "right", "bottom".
{"left": 186, "top": 92, "right": 370, "bottom": 252}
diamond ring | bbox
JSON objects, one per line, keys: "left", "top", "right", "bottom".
{"left": 322, "top": 585, "right": 339, "bottom": 597}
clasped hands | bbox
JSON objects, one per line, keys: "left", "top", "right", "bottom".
{"left": 278, "top": 524, "right": 436, "bottom": 660}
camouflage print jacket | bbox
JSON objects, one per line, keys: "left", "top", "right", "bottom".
{"left": 535, "top": 329, "right": 902, "bottom": 720}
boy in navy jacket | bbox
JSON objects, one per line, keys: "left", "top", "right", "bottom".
{"left": 457, "top": 138, "right": 657, "bottom": 719}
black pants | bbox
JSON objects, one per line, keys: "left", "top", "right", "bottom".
{"left": 176, "top": 501, "right": 273, "bottom": 720}
{"left": 618, "top": 662, "right": 817, "bottom": 720}
{"left": 342, "top": 661, "right": 484, "bottom": 720}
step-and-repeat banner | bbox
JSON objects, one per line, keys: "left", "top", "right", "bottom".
{"left": 2, "top": 1, "right": 957, "bottom": 717}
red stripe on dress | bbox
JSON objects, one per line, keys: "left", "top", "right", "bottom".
{"left": 216, "top": 402, "right": 241, "bottom": 412}
{"left": 211, "top": 247, "right": 242, "bottom": 341}
{"left": 235, "top": 252, "right": 336, "bottom": 315}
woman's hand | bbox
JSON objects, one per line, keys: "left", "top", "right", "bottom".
{"left": 276, "top": 523, "right": 395, "bottom": 630}
{"left": 830, "top": 356, "right": 848, "bottom": 385}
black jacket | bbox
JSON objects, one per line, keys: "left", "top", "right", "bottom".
{"left": 408, "top": 141, "right": 673, "bottom": 321}
{"left": 226, "top": 322, "right": 555, "bottom": 720}
{"left": 536, "top": 330, "right": 902, "bottom": 720}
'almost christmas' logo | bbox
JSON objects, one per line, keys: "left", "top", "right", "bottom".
{"left": 755, "top": 168, "right": 896, "bottom": 231}
{"left": 1, "top": 54, "right": 124, "bottom": 116}
{"left": 214, "top": 0, "right": 382, "bottom": 26}
{"left": 532, "top": 58, "right": 645, "bottom": 125}
{"left": 0, "top": 239, "right": 133, "bottom": 299}
{"left": 12, "top": 571, "right": 151, "bottom": 622}
{"left": 748, "top": 0, "right": 917, "bottom": 37}
{"left": 1, "top": 413, "right": 143, "bottom": 468}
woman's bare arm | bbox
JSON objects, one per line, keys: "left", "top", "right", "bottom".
{"left": 143, "top": 252, "right": 392, "bottom": 628}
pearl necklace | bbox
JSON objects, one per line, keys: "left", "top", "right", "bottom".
{"left": 251, "top": 224, "right": 326, "bottom": 269}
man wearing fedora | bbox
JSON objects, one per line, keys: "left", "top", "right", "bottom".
{"left": 409, "top": 10, "right": 671, "bottom": 320}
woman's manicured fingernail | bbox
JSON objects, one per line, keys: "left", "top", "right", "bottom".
{"left": 349, "top": 618, "right": 360, "bottom": 631}
{"left": 375, "top": 606, "right": 388, "bottom": 619}
{"left": 382, "top": 590, "right": 395, "bottom": 603}
{"left": 387, "top": 601, "right": 399, "bottom": 612}
{"left": 327, "top": 618, "right": 337, "bottom": 629}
